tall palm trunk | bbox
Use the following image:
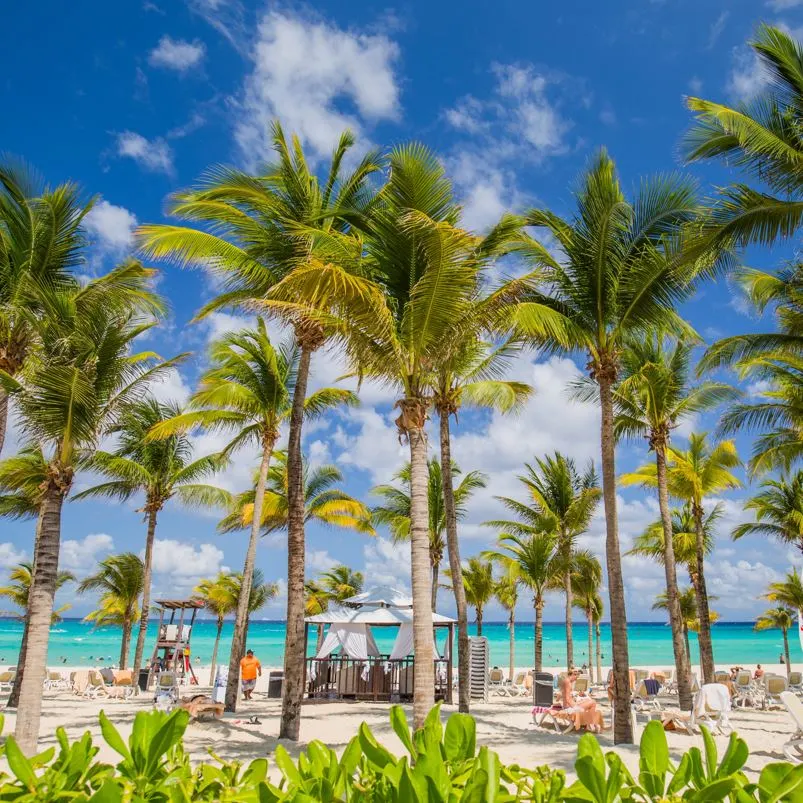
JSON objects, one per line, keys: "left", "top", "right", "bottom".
{"left": 586, "top": 610, "right": 594, "bottom": 683}
{"left": 654, "top": 442, "right": 693, "bottom": 710}
{"left": 408, "top": 420, "right": 434, "bottom": 729}
{"left": 7, "top": 511, "right": 44, "bottom": 709}
{"left": 209, "top": 617, "right": 223, "bottom": 686}
{"left": 439, "top": 410, "right": 471, "bottom": 712}
{"left": 280, "top": 341, "right": 315, "bottom": 740}
{"left": 15, "top": 484, "right": 66, "bottom": 755}
{"left": 0, "top": 389, "right": 7, "bottom": 457}
{"left": 595, "top": 622, "right": 602, "bottom": 682}
{"left": 225, "top": 438, "right": 274, "bottom": 712}
{"left": 132, "top": 506, "right": 158, "bottom": 681}
{"left": 598, "top": 372, "right": 632, "bottom": 744}
{"left": 431, "top": 563, "right": 439, "bottom": 611}
{"left": 120, "top": 616, "right": 132, "bottom": 669}
{"left": 508, "top": 607, "right": 516, "bottom": 682}
{"left": 683, "top": 626, "right": 691, "bottom": 667}
{"left": 562, "top": 530, "right": 574, "bottom": 668}
{"left": 534, "top": 598, "right": 544, "bottom": 672}
{"left": 692, "top": 503, "right": 715, "bottom": 684}
{"left": 476, "top": 606, "right": 483, "bottom": 637}
{"left": 783, "top": 628, "right": 791, "bottom": 678}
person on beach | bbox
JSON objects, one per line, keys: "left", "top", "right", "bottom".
{"left": 240, "top": 649, "right": 261, "bottom": 701}
{"left": 754, "top": 664, "right": 764, "bottom": 680}
{"left": 558, "top": 668, "right": 604, "bottom": 733}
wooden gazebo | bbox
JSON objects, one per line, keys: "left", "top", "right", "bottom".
{"left": 303, "top": 586, "right": 455, "bottom": 703}
{"left": 146, "top": 598, "right": 204, "bottom": 688}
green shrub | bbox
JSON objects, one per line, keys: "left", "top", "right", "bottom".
{"left": 0, "top": 705, "right": 800, "bottom": 801}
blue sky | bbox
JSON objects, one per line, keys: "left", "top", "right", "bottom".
{"left": 2, "top": 0, "right": 801, "bottom": 622}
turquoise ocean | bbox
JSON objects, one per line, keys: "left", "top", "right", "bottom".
{"left": 1, "top": 618, "right": 798, "bottom": 670}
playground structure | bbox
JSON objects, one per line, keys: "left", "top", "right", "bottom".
{"left": 146, "top": 599, "right": 204, "bottom": 688}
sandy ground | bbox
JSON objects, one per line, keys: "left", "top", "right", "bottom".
{"left": 0, "top": 665, "right": 797, "bottom": 782}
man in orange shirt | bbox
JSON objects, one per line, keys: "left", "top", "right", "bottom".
{"left": 240, "top": 649, "right": 261, "bottom": 700}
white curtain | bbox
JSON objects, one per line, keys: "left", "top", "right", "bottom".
{"left": 313, "top": 623, "right": 380, "bottom": 681}
{"left": 389, "top": 624, "right": 443, "bottom": 659}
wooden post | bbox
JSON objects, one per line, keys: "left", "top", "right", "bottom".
{"left": 176, "top": 606, "right": 186, "bottom": 676}
{"left": 447, "top": 623, "right": 454, "bottom": 705}
{"left": 302, "top": 623, "right": 308, "bottom": 702}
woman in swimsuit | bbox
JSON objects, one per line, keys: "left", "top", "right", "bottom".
{"left": 559, "top": 668, "right": 604, "bottom": 733}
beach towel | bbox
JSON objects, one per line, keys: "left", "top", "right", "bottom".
{"left": 693, "top": 683, "right": 731, "bottom": 732}
{"left": 644, "top": 678, "right": 661, "bottom": 695}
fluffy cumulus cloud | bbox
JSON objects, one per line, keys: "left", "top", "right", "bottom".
{"left": 363, "top": 537, "right": 410, "bottom": 590}
{"left": 149, "top": 539, "right": 226, "bottom": 592}
{"left": 115, "top": 131, "right": 174, "bottom": 174}
{"left": 307, "top": 549, "right": 337, "bottom": 573}
{"left": 0, "top": 543, "right": 27, "bottom": 569}
{"left": 767, "top": 0, "right": 803, "bottom": 8}
{"left": 148, "top": 35, "right": 206, "bottom": 72}
{"left": 60, "top": 533, "right": 115, "bottom": 574}
{"left": 84, "top": 200, "right": 137, "bottom": 254}
{"left": 234, "top": 10, "right": 400, "bottom": 166}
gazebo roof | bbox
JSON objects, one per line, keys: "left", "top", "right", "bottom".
{"left": 342, "top": 585, "right": 413, "bottom": 608}
{"left": 154, "top": 599, "right": 205, "bottom": 610}
{"left": 306, "top": 606, "right": 455, "bottom": 625}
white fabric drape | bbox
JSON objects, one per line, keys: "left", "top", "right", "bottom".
{"left": 390, "top": 623, "right": 415, "bottom": 660}
{"left": 313, "top": 624, "right": 380, "bottom": 681}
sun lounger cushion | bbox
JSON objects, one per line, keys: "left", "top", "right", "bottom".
{"left": 644, "top": 678, "right": 661, "bottom": 695}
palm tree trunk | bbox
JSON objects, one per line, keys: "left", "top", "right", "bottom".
{"left": 476, "top": 605, "right": 483, "bottom": 637}
{"left": 587, "top": 610, "right": 594, "bottom": 683}
{"left": 0, "top": 389, "right": 7, "bottom": 457}
{"left": 534, "top": 599, "right": 543, "bottom": 672}
{"left": 120, "top": 616, "right": 132, "bottom": 669}
{"left": 655, "top": 443, "right": 693, "bottom": 710}
{"left": 280, "top": 342, "right": 314, "bottom": 741}
{"left": 509, "top": 608, "right": 516, "bottom": 682}
{"left": 598, "top": 372, "right": 632, "bottom": 744}
{"left": 784, "top": 628, "right": 791, "bottom": 679}
{"left": 438, "top": 410, "right": 471, "bottom": 713}
{"left": 595, "top": 621, "right": 602, "bottom": 682}
{"left": 684, "top": 627, "right": 691, "bottom": 667}
{"left": 409, "top": 422, "right": 434, "bottom": 729}
{"left": 7, "top": 510, "right": 44, "bottom": 709}
{"left": 226, "top": 439, "right": 274, "bottom": 713}
{"left": 132, "top": 506, "right": 158, "bottom": 682}
{"left": 431, "top": 563, "right": 439, "bottom": 612}
{"left": 564, "top": 568, "right": 574, "bottom": 668}
{"left": 316, "top": 624, "right": 324, "bottom": 653}
{"left": 692, "top": 503, "right": 715, "bottom": 684}
{"left": 15, "top": 485, "right": 66, "bottom": 755}
{"left": 209, "top": 617, "right": 223, "bottom": 686}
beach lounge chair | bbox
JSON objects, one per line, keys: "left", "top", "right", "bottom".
{"left": 532, "top": 705, "right": 577, "bottom": 733}
{"left": 574, "top": 675, "right": 590, "bottom": 695}
{"left": 178, "top": 694, "right": 224, "bottom": 721}
{"left": 633, "top": 669, "right": 649, "bottom": 685}
{"left": 690, "top": 683, "right": 731, "bottom": 735}
{"left": 509, "top": 671, "right": 533, "bottom": 697}
{"left": 713, "top": 670, "right": 730, "bottom": 684}
{"left": 71, "top": 670, "right": 89, "bottom": 695}
{"left": 44, "top": 670, "right": 67, "bottom": 690}
{"left": 789, "top": 672, "right": 803, "bottom": 695}
{"left": 86, "top": 670, "right": 109, "bottom": 699}
{"left": 733, "top": 671, "right": 755, "bottom": 708}
{"left": 633, "top": 678, "right": 662, "bottom": 711}
{"left": 765, "top": 675, "right": 788, "bottom": 709}
{"left": 782, "top": 691, "right": 803, "bottom": 763}
{"left": 155, "top": 671, "right": 179, "bottom": 701}
{"left": 488, "top": 667, "right": 506, "bottom": 695}
{"left": 0, "top": 670, "right": 14, "bottom": 693}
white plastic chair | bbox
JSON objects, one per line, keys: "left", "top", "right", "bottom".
{"left": 690, "top": 683, "right": 732, "bottom": 735}
{"left": 632, "top": 679, "right": 662, "bottom": 711}
{"left": 789, "top": 671, "right": 803, "bottom": 695}
{"left": 508, "top": 671, "right": 530, "bottom": 697}
{"left": 765, "top": 675, "right": 789, "bottom": 709}
{"left": 782, "top": 691, "right": 803, "bottom": 763}
{"left": 733, "top": 670, "right": 755, "bottom": 708}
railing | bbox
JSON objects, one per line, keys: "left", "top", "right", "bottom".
{"left": 305, "top": 655, "right": 451, "bottom": 702}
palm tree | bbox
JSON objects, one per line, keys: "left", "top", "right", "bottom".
{"left": 432, "top": 324, "right": 532, "bottom": 713}
{"left": 611, "top": 336, "right": 735, "bottom": 709}
{"left": 593, "top": 594, "right": 604, "bottom": 683}
{"left": 221, "top": 569, "right": 278, "bottom": 646}
{"left": 766, "top": 569, "right": 803, "bottom": 612}
{"left": 319, "top": 565, "right": 364, "bottom": 604}
{"left": 623, "top": 434, "right": 740, "bottom": 684}
{"left": 73, "top": 398, "right": 231, "bottom": 682}
{"left": 494, "top": 565, "right": 520, "bottom": 681}
{"left": 194, "top": 574, "right": 238, "bottom": 685}
{"left": 518, "top": 151, "right": 712, "bottom": 743}
{"left": 485, "top": 532, "right": 560, "bottom": 671}
{"left": 733, "top": 473, "right": 803, "bottom": 553}
{"left": 218, "top": 452, "right": 373, "bottom": 538}
{"left": 78, "top": 553, "right": 145, "bottom": 669}
{"left": 571, "top": 551, "right": 602, "bottom": 682}
{"left": 756, "top": 606, "right": 795, "bottom": 678}
{"left": 653, "top": 587, "right": 700, "bottom": 668}
{"left": 148, "top": 323, "right": 355, "bottom": 714}
{"left": 137, "top": 123, "right": 381, "bottom": 741}
{"left": 0, "top": 162, "right": 92, "bottom": 455}
{"left": 456, "top": 558, "right": 495, "bottom": 636}
{"left": 684, "top": 25, "right": 803, "bottom": 250}
{"left": 487, "top": 453, "right": 600, "bottom": 669}
{"left": 0, "top": 562, "right": 74, "bottom": 623}
{"left": 304, "top": 580, "right": 329, "bottom": 616}
{"left": 372, "top": 459, "right": 486, "bottom": 610}
{"left": 0, "top": 262, "right": 170, "bottom": 753}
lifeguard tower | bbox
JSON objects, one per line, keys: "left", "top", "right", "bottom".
{"left": 146, "top": 599, "right": 204, "bottom": 688}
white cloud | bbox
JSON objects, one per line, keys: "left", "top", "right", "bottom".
{"left": 148, "top": 35, "right": 206, "bottom": 72}
{"left": 767, "top": 0, "right": 803, "bottom": 8}
{"left": 84, "top": 200, "right": 137, "bottom": 253}
{"left": 60, "top": 533, "right": 115, "bottom": 575}
{"left": 116, "top": 132, "right": 174, "bottom": 175}
{"left": 307, "top": 549, "right": 337, "bottom": 573}
{"left": 363, "top": 537, "right": 410, "bottom": 590}
{"left": 688, "top": 76, "right": 703, "bottom": 95}
{"left": 727, "top": 49, "right": 767, "bottom": 102}
{"left": 707, "top": 11, "right": 729, "bottom": 50}
{"left": 150, "top": 538, "right": 225, "bottom": 581}
{"left": 148, "top": 368, "right": 192, "bottom": 405}
{"left": 235, "top": 11, "right": 400, "bottom": 166}
{"left": 0, "top": 543, "right": 27, "bottom": 569}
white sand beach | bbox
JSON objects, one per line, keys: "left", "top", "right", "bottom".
{"left": 2, "top": 662, "right": 798, "bottom": 781}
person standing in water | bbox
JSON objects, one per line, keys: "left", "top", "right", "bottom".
{"left": 239, "top": 649, "right": 261, "bottom": 701}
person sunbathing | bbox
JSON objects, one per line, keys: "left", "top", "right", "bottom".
{"left": 557, "top": 668, "right": 605, "bottom": 733}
